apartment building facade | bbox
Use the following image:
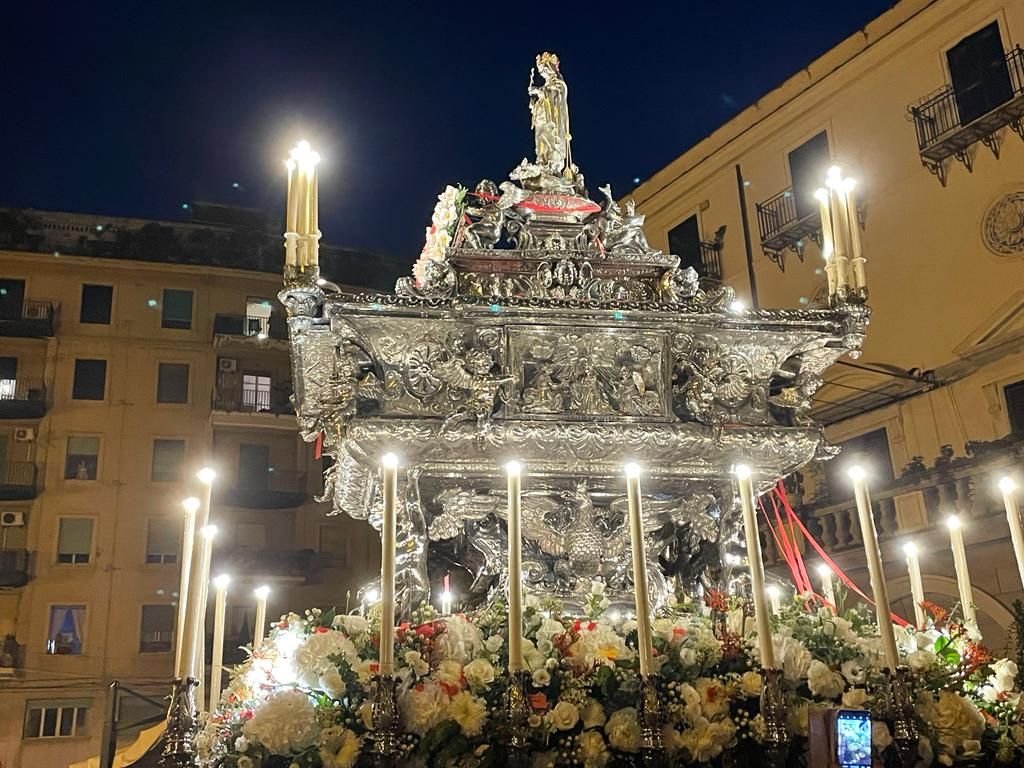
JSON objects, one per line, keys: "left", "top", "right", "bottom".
{"left": 633, "top": 0, "right": 1024, "bottom": 646}
{"left": 0, "top": 208, "right": 384, "bottom": 768}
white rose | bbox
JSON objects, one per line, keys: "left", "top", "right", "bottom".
{"left": 547, "top": 701, "right": 580, "bottom": 731}
{"left": 842, "top": 688, "right": 868, "bottom": 708}
{"left": 234, "top": 735, "right": 250, "bottom": 753}
{"left": 807, "top": 660, "right": 845, "bottom": 699}
{"left": 532, "top": 668, "right": 551, "bottom": 687}
{"left": 334, "top": 614, "right": 369, "bottom": 635}
{"left": 989, "top": 658, "right": 1019, "bottom": 693}
{"left": 776, "top": 637, "right": 812, "bottom": 684}
{"left": 679, "top": 646, "right": 697, "bottom": 667}
{"left": 577, "top": 730, "right": 610, "bottom": 766}
{"left": 581, "top": 698, "right": 606, "bottom": 729}
{"left": 739, "top": 671, "right": 763, "bottom": 697}
{"left": 605, "top": 707, "right": 641, "bottom": 752}
{"left": 485, "top": 635, "right": 504, "bottom": 654}
{"left": 841, "top": 659, "right": 867, "bottom": 685}
{"left": 463, "top": 658, "right": 496, "bottom": 690}
{"left": 537, "top": 637, "right": 554, "bottom": 655}
{"left": 404, "top": 650, "right": 430, "bottom": 677}
{"left": 320, "top": 668, "right": 347, "bottom": 699}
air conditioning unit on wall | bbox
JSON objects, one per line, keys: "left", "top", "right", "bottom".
{"left": 14, "top": 427, "right": 35, "bottom": 442}
{"left": 1, "top": 511, "right": 25, "bottom": 527}
{"left": 218, "top": 358, "right": 238, "bottom": 373}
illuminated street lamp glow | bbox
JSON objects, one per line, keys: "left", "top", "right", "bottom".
{"left": 198, "top": 467, "right": 217, "bottom": 484}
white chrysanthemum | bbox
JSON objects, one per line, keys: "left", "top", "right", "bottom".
{"left": 436, "top": 659, "right": 463, "bottom": 687}
{"left": 605, "top": 707, "right": 641, "bottom": 752}
{"left": 241, "top": 689, "right": 319, "bottom": 755}
{"left": 577, "top": 730, "right": 610, "bottom": 767}
{"left": 293, "top": 630, "right": 358, "bottom": 687}
{"left": 581, "top": 698, "right": 606, "bottom": 729}
{"left": 319, "top": 728, "right": 363, "bottom": 768}
{"left": 449, "top": 691, "right": 487, "bottom": 736}
{"left": 404, "top": 650, "right": 429, "bottom": 677}
{"left": 568, "top": 624, "right": 632, "bottom": 669}
{"left": 678, "top": 715, "right": 736, "bottom": 762}
{"left": 400, "top": 682, "right": 449, "bottom": 736}
{"left": 436, "top": 615, "right": 483, "bottom": 662}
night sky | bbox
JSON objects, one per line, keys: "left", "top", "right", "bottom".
{"left": 1, "top": 1, "right": 896, "bottom": 260}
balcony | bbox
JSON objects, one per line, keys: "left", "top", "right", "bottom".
{"left": 213, "top": 313, "right": 288, "bottom": 344}
{"left": 695, "top": 241, "right": 723, "bottom": 284}
{"left": 766, "top": 436, "right": 1024, "bottom": 565}
{"left": 909, "top": 45, "right": 1024, "bottom": 186}
{"left": 0, "top": 635, "right": 24, "bottom": 676}
{"left": 215, "top": 469, "right": 309, "bottom": 509}
{"left": 211, "top": 546, "right": 327, "bottom": 585}
{"left": 0, "top": 549, "right": 31, "bottom": 588}
{"left": 0, "top": 300, "right": 55, "bottom": 337}
{"left": 755, "top": 187, "right": 821, "bottom": 270}
{"left": 0, "top": 378, "right": 48, "bottom": 418}
{"left": 0, "top": 462, "right": 38, "bottom": 500}
{"left": 211, "top": 384, "right": 295, "bottom": 429}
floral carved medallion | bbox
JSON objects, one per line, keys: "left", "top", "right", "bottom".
{"left": 982, "top": 191, "right": 1024, "bottom": 256}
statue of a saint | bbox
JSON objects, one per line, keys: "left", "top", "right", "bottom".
{"left": 529, "top": 53, "right": 572, "bottom": 177}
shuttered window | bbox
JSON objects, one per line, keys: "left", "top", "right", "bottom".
{"left": 146, "top": 519, "right": 179, "bottom": 564}
{"left": 57, "top": 518, "right": 93, "bottom": 564}
{"left": 1005, "top": 380, "right": 1024, "bottom": 434}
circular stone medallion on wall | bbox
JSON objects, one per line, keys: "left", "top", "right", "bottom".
{"left": 982, "top": 190, "right": 1024, "bottom": 257}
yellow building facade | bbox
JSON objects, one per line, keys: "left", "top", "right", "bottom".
{"left": 0, "top": 209, "right": 380, "bottom": 768}
{"left": 634, "top": 0, "right": 1024, "bottom": 646}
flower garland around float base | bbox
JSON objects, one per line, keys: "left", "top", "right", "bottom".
{"left": 198, "top": 584, "right": 1024, "bottom": 767}
{"left": 411, "top": 185, "right": 466, "bottom": 287}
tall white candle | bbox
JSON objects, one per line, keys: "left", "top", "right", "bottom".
{"left": 178, "top": 468, "right": 215, "bottom": 682}
{"left": 828, "top": 179, "right": 850, "bottom": 295}
{"left": 816, "top": 563, "right": 837, "bottom": 612}
{"left": 903, "top": 542, "right": 926, "bottom": 629}
{"left": 999, "top": 478, "right": 1024, "bottom": 589}
{"left": 209, "top": 574, "right": 230, "bottom": 713}
{"left": 309, "top": 158, "right": 320, "bottom": 267}
{"left": 843, "top": 178, "right": 866, "bottom": 290}
{"left": 848, "top": 466, "right": 900, "bottom": 670}
{"left": 624, "top": 463, "right": 655, "bottom": 677}
{"left": 946, "top": 515, "right": 977, "bottom": 627}
{"left": 285, "top": 157, "right": 299, "bottom": 234}
{"left": 174, "top": 497, "right": 199, "bottom": 679}
{"left": 192, "top": 524, "right": 217, "bottom": 708}
{"left": 253, "top": 585, "right": 270, "bottom": 648}
{"left": 379, "top": 453, "right": 399, "bottom": 676}
{"left": 506, "top": 461, "right": 524, "bottom": 672}
{"left": 735, "top": 465, "right": 776, "bottom": 669}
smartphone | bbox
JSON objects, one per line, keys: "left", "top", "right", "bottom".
{"left": 835, "top": 709, "right": 872, "bottom": 767}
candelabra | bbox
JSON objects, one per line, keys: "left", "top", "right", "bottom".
{"left": 760, "top": 668, "right": 789, "bottom": 768}
{"left": 637, "top": 674, "right": 665, "bottom": 766}
{"left": 505, "top": 670, "right": 532, "bottom": 767}
{"left": 158, "top": 677, "right": 199, "bottom": 768}
{"left": 371, "top": 674, "right": 402, "bottom": 765}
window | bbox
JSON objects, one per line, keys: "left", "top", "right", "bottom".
{"left": 24, "top": 701, "right": 89, "bottom": 738}
{"left": 1006, "top": 379, "right": 1024, "bottom": 434}
{"left": 242, "top": 373, "right": 272, "bottom": 411}
{"left": 948, "top": 22, "right": 1013, "bottom": 125}
{"left": 72, "top": 359, "right": 106, "bottom": 400}
{"left": 151, "top": 439, "right": 186, "bottom": 481}
{"left": 80, "top": 284, "right": 113, "bottom": 325}
{"left": 65, "top": 436, "right": 100, "bottom": 480}
{"left": 245, "top": 297, "right": 273, "bottom": 336}
{"left": 146, "top": 519, "right": 179, "bottom": 564}
{"left": 667, "top": 216, "right": 702, "bottom": 274}
{"left": 140, "top": 605, "right": 175, "bottom": 653}
{"left": 0, "top": 278, "right": 26, "bottom": 320}
{"left": 787, "top": 131, "right": 831, "bottom": 218}
{"left": 238, "top": 444, "right": 270, "bottom": 490}
{"left": 161, "top": 289, "right": 193, "bottom": 330}
{"left": 0, "top": 356, "right": 16, "bottom": 399}
{"left": 57, "top": 518, "right": 93, "bottom": 564}
{"left": 824, "top": 427, "right": 894, "bottom": 498}
{"left": 47, "top": 605, "right": 85, "bottom": 655}
{"left": 157, "top": 363, "right": 189, "bottom": 404}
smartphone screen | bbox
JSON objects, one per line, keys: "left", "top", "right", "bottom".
{"left": 835, "top": 709, "right": 872, "bottom": 767}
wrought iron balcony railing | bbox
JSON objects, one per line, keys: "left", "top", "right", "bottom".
{"left": 696, "top": 241, "right": 723, "bottom": 284}
{"left": 0, "top": 378, "right": 48, "bottom": 418}
{"left": 0, "top": 299, "right": 55, "bottom": 337}
{"left": 909, "top": 45, "right": 1024, "bottom": 185}
{"left": 0, "top": 549, "right": 31, "bottom": 588}
{"left": 212, "top": 384, "right": 294, "bottom": 416}
{"left": 213, "top": 313, "right": 288, "bottom": 341}
{"left": 755, "top": 187, "right": 821, "bottom": 270}
{"left": 0, "top": 462, "right": 38, "bottom": 500}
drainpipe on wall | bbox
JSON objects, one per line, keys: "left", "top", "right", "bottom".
{"left": 735, "top": 164, "right": 759, "bottom": 309}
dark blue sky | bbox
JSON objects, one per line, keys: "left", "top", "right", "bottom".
{"left": 0, "top": 1, "right": 895, "bottom": 258}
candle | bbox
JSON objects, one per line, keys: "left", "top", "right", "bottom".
{"left": 379, "top": 453, "right": 399, "bottom": 676}
{"left": 735, "top": 465, "right": 776, "bottom": 669}
{"left": 903, "top": 542, "right": 926, "bottom": 629}
{"left": 285, "top": 157, "right": 299, "bottom": 233}
{"left": 827, "top": 167, "right": 850, "bottom": 295}
{"left": 843, "top": 177, "right": 866, "bottom": 290}
{"left": 999, "top": 478, "right": 1024, "bottom": 589}
{"left": 506, "top": 461, "right": 524, "bottom": 672}
{"left": 174, "top": 497, "right": 199, "bottom": 679}
{"left": 848, "top": 466, "right": 900, "bottom": 670}
{"left": 209, "top": 574, "right": 230, "bottom": 713}
{"left": 178, "top": 468, "right": 215, "bottom": 683}
{"left": 816, "top": 563, "right": 836, "bottom": 612}
{"left": 946, "top": 515, "right": 977, "bottom": 627}
{"left": 767, "top": 585, "right": 781, "bottom": 615}
{"left": 309, "top": 158, "right": 320, "bottom": 267}
{"left": 624, "top": 463, "right": 655, "bottom": 677}
{"left": 441, "top": 573, "right": 452, "bottom": 615}
{"left": 253, "top": 585, "right": 270, "bottom": 647}
{"left": 192, "top": 525, "right": 217, "bottom": 708}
